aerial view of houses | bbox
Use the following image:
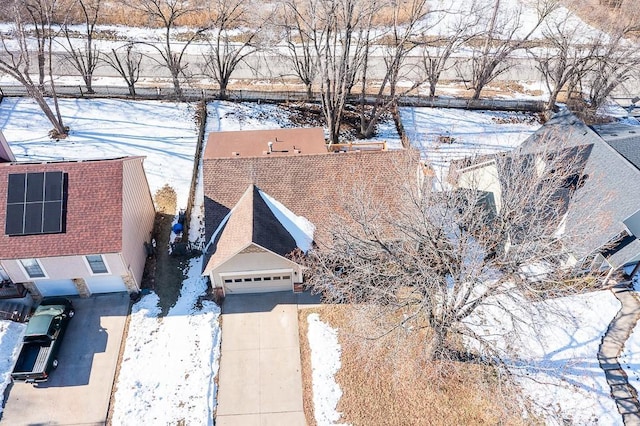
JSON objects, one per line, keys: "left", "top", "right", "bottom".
{"left": 0, "top": 0, "right": 639, "bottom": 425}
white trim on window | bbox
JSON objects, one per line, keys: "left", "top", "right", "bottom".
{"left": 18, "top": 258, "right": 48, "bottom": 280}
{"left": 84, "top": 254, "right": 110, "bottom": 275}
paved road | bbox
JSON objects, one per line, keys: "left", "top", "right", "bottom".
{"left": 216, "top": 291, "right": 319, "bottom": 426}
{"left": 1, "top": 292, "right": 129, "bottom": 426}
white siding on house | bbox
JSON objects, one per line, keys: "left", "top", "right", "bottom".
{"left": 121, "top": 157, "right": 156, "bottom": 292}
{"left": 1, "top": 253, "right": 126, "bottom": 283}
{"left": 457, "top": 161, "right": 502, "bottom": 213}
{"left": 211, "top": 247, "right": 303, "bottom": 295}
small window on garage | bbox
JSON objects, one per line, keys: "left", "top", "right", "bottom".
{"left": 244, "top": 278, "right": 252, "bottom": 282}
{"left": 254, "top": 277, "right": 262, "bottom": 281}
{"left": 85, "top": 254, "right": 109, "bottom": 274}
{"left": 234, "top": 278, "right": 242, "bottom": 282}
{"left": 224, "top": 279, "right": 232, "bottom": 283}
{"left": 263, "top": 277, "right": 271, "bottom": 281}
{"left": 283, "top": 275, "right": 291, "bottom": 280}
{"left": 273, "top": 276, "right": 281, "bottom": 280}
{"left": 20, "top": 258, "right": 46, "bottom": 279}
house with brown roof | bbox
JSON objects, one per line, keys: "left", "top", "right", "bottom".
{"left": 0, "top": 144, "right": 155, "bottom": 299}
{"left": 203, "top": 127, "right": 417, "bottom": 296}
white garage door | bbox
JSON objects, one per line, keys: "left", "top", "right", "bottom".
{"left": 223, "top": 271, "right": 293, "bottom": 294}
{"left": 37, "top": 279, "right": 80, "bottom": 297}
{"left": 85, "top": 275, "right": 128, "bottom": 294}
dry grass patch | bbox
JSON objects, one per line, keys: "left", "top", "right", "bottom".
{"left": 299, "top": 305, "right": 533, "bottom": 426}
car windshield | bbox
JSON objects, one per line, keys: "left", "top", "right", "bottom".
{"left": 33, "top": 305, "right": 65, "bottom": 317}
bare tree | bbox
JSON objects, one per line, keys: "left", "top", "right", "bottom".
{"left": 586, "top": 31, "right": 640, "bottom": 110}
{"left": 529, "top": 12, "right": 600, "bottom": 111}
{"left": 130, "top": 0, "right": 208, "bottom": 99}
{"left": 421, "top": 2, "right": 481, "bottom": 98}
{"left": 102, "top": 43, "right": 142, "bottom": 97}
{"left": 356, "top": 0, "right": 428, "bottom": 139}
{"left": 0, "top": 0, "right": 67, "bottom": 138}
{"left": 21, "top": 0, "right": 58, "bottom": 90}
{"left": 316, "top": 0, "right": 376, "bottom": 144}
{"left": 304, "top": 141, "right": 595, "bottom": 361}
{"left": 201, "top": 0, "right": 265, "bottom": 99}
{"left": 468, "top": 0, "right": 559, "bottom": 100}
{"left": 278, "top": 0, "right": 323, "bottom": 100}
{"left": 61, "top": 0, "right": 101, "bottom": 94}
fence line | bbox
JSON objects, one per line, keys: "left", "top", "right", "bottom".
{"left": 0, "top": 84, "right": 547, "bottom": 112}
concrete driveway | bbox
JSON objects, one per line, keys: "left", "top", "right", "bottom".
{"left": 216, "top": 291, "right": 317, "bottom": 426}
{"left": 2, "top": 292, "right": 130, "bottom": 425}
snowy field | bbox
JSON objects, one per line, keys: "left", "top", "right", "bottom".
{"left": 0, "top": 320, "right": 26, "bottom": 415}
{"left": 0, "top": 97, "right": 199, "bottom": 210}
{"left": 400, "top": 107, "right": 541, "bottom": 182}
{"left": 468, "top": 290, "right": 621, "bottom": 425}
{"left": 110, "top": 257, "right": 221, "bottom": 425}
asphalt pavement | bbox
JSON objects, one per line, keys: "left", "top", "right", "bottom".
{"left": 1, "top": 292, "right": 130, "bottom": 426}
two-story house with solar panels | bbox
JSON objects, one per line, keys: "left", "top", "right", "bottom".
{"left": 0, "top": 131, "right": 155, "bottom": 299}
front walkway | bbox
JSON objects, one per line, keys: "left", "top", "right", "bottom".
{"left": 215, "top": 292, "right": 314, "bottom": 425}
{"left": 599, "top": 283, "right": 640, "bottom": 425}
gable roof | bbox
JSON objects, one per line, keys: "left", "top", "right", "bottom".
{"left": 204, "top": 185, "right": 301, "bottom": 273}
{"left": 0, "top": 157, "right": 140, "bottom": 260}
{"left": 519, "top": 110, "right": 640, "bottom": 267}
{"left": 204, "top": 127, "right": 327, "bottom": 159}
{"left": 203, "top": 149, "right": 419, "bottom": 247}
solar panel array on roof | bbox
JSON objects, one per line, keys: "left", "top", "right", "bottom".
{"left": 5, "top": 171, "right": 65, "bottom": 236}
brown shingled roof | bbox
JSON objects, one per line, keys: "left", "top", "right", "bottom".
{"left": 204, "top": 127, "right": 327, "bottom": 159}
{"left": 203, "top": 149, "right": 419, "bottom": 246}
{"left": 0, "top": 158, "right": 128, "bottom": 259}
{"left": 204, "top": 185, "right": 299, "bottom": 273}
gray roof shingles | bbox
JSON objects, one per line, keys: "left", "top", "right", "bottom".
{"left": 520, "top": 110, "right": 640, "bottom": 267}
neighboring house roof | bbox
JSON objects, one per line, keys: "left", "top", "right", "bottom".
{"left": 592, "top": 122, "right": 640, "bottom": 171}
{"left": 203, "top": 185, "right": 307, "bottom": 274}
{"left": 519, "top": 110, "right": 640, "bottom": 267}
{"left": 0, "top": 157, "right": 143, "bottom": 260}
{"left": 204, "top": 127, "right": 327, "bottom": 158}
{"left": 203, "top": 148, "right": 418, "bottom": 247}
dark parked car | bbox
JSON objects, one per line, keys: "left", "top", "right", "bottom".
{"left": 11, "top": 297, "right": 74, "bottom": 383}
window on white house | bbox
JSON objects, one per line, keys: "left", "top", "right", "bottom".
{"left": 20, "top": 259, "right": 45, "bottom": 279}
{"left": 86, "top": 255, "right": 108, "bottom": 274}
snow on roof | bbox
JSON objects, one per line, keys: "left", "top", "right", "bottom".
{"left": 259, "top": 189, "right": 315, "bottom": 253}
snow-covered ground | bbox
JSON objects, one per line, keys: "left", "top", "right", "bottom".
{"left": 468, "top": 290, "right": 621, "bottom": 425}
{"left": 0, "top": 97, "right": 199, "bottom": 211}
{"left": 400, "top": 107, "right": 541, "bottom": 182}
{"left": 307, "top": 313, "right": 344, "bottom": 425}
{"left": 0, "top": 320, "right": 26, "bottom": 415}
{"left": 110, "top": 257, "right": 221, "bottom": 425}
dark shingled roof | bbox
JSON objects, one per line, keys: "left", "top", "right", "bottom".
{"left": 519, "top": 110, "right": 640, "bottom": 267}
{"left": 204, "top": 185, "right": 299, "bottom": 273}
{"left": 592, "top": 122, "right": 640, "bottom": 171}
